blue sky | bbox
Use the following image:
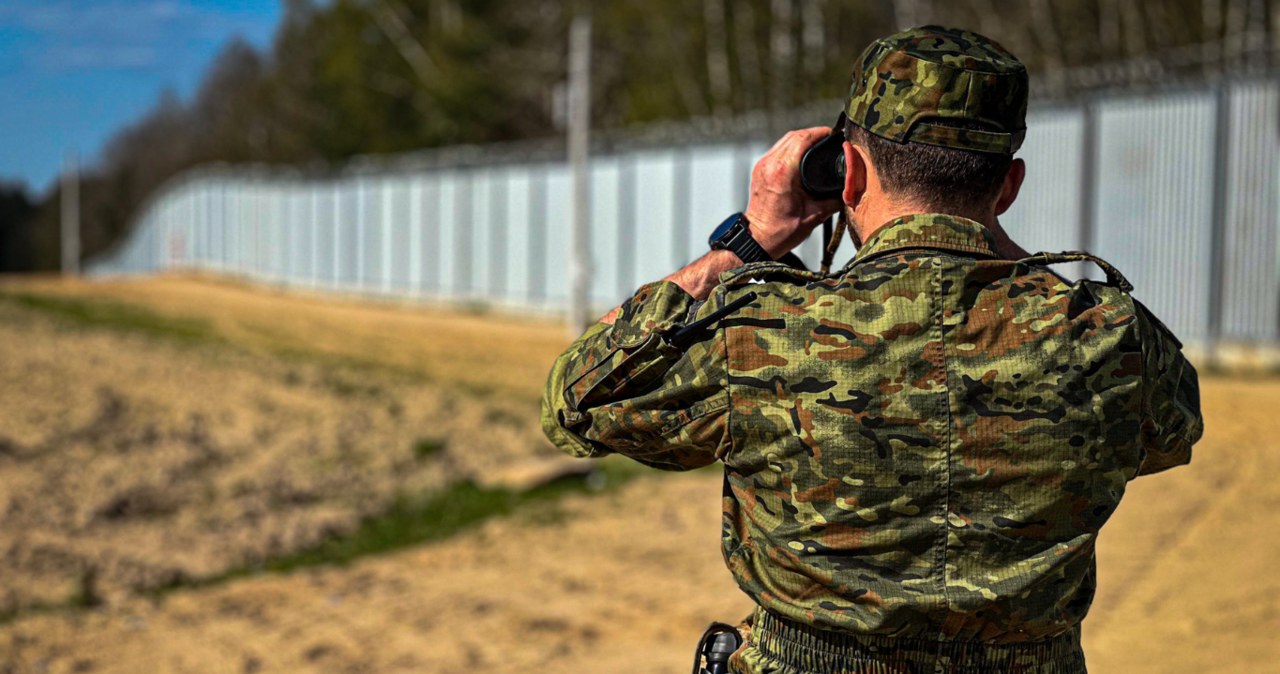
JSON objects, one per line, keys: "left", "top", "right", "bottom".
{"left": 0, "top": 0, "right": 282, "bottom": 196}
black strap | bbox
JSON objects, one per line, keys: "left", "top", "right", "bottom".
{"left": 722, "top": 220, "right": 772, "bottom": 264}
{"left": 665, "top": 291, "right": 758, "bottom": 349}
{"left": 1018, "top": 250, "right": 1133, "bottom": 292}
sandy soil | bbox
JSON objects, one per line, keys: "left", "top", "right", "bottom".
{"left": 0, "top": 280, "right": 559, "bottom": 613}
{"left": 2, "top": 277, "right": 1278, "bottom": 673}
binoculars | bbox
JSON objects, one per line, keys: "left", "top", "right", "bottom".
{"left": 799, "top": 112, "right": 849, "bottom": 200}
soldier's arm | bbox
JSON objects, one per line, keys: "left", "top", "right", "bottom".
{"left": 1135, "top": 304, "right": 1204, "bottom": 476}
{"left": 541, "top": 126, "right": 838, "bottom": 470}
{"left": 540, "top": 280, "right": 731, "bottom": 470}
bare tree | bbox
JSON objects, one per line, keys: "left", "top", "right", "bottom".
{"left": 969, "top": 0, "right": 1009, "bottom": 48}
{"left": 1120, "top": 1, "right": 1149, "bottom": 59}
{"left": 770, "top": 0, "right": 796, "bottom": 111}
{"left": 1146, "top": 0, "right": 1178, "bottom": 50}
{"left": 663, "top": 15, "right": 710, "bottom": 117}
{"left": 1029, "top": 0, "right": 1066, "bottom": 94}
{"left": 703, "top": 0, "right": 733, "bottom": 115}
{"left": 1204, "top": 0, "right": 1225, "bottom": 69}
{"left": 1272, "top": 0, "right": 1280, "bottom": 61}
{"left": 801, "top": 0, "right": 825, "bottom": 82}
{"left": 733, "top": 1, "right": 765, "bottom": 111}
{"left": 1099, "top": 0, "right": 1122, "bottom": 60}
{"left": 1246, "top": 0, "right": 1268, "bottom": 65}
{"left": 428, "top": 0, "right": 461, "bottom": 34}
{"left": 1225, "top": 0, "right": 1249, "bottom": 64}
{"left": 369, "top": 0, "right": 441, "bottom": 88}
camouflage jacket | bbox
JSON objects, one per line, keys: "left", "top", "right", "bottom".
{"left": 541, "top": 214, "right": 1202, "bottom": 653}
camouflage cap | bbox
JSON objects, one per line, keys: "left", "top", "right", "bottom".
{"left": 846, "top": 25, "right": 1028, "bottom": 154}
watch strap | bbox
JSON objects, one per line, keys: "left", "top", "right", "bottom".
{"left": 720, "top": 219, "right": 772, "bottom": 264}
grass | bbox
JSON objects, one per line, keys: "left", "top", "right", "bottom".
{"left": 0, "top": 570, "right": 105, "bottom": 627}
{"left": 0, "top": 457, "right": 649, "bottom": 626}
{"left": 412, "top": 437, "right": 447, "bottom": 460}
{"left": 0, "top": 289, "right": 443, "bottom": 400}
{"left": 483, "top": 407, "right": 527, "bottom": 426}
{"left": 154, "top": 456, "right": 646, "bottom": 591}
{"left": 0, "top": 291, "right": 220, "bottom": 346}
{"left": 0, "top": 277, "right": 569, "bottom": 401}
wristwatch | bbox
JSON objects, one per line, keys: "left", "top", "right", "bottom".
{"left": 709, "top": 212, "right": 772, "bottom": 264}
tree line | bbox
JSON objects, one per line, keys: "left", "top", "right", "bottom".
{"left": 1, "top": 0, "right": 1273, "bottom": 272}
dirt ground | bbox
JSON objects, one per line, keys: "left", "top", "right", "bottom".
{"left": 0, "top": 276, "right": 565, "bottom": 612}
{"left": 2, "top": 276, "right": 1278, "bottom": 673}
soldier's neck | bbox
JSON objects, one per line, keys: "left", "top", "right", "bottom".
{"left": 986, "top": 219, "right": 1033, "bottom": 260}
{"left": 852, "top": 203, "right": 1031, "bottom": 261}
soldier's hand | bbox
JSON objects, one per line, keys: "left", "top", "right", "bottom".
{"left": 745, "top": 127, "right": 843, "bottom": 258}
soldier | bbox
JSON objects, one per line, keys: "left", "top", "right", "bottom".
{"left": 541, "top": 25, "right": 1202, "bottom": 674}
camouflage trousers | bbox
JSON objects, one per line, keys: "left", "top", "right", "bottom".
{"left": 728, "top": 608, "right": 1087, "bottom": 674}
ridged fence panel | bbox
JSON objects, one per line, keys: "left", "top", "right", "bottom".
{"left": 90, "top": 79, "right": 1280, "bottom": 347}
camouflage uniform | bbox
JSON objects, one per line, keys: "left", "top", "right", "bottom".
{"left": 541, "top": 26, "right": 1202, "bottom": 674}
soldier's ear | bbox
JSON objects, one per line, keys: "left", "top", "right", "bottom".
{"left": 995, "top": 158, "right": 1025, "bottom": 216}
{"left": 842, "top": 140, "right": 869, "bottom": 209}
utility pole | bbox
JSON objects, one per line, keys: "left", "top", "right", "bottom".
{"left": 567, "top": 14, "right": 592, "bottom": 336}
{"left": 61, "top": 152, "right": 80, "bottom": 277}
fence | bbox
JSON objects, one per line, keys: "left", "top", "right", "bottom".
{"left": 88, "top": 78, "right": 1280, "bottom": 348}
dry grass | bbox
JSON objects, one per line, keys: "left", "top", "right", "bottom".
{"left": 1, "top": 276, "right": 1277, "bottom": 673}
{"left": 0, "top": 277, "right": 569, "bottom": 614}
{"left": 3, "top": 274, "right": 571, "bottom": 400}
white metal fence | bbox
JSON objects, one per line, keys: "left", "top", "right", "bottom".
{"left": 88, "top": 79, "right": 1280, "bottom": 347}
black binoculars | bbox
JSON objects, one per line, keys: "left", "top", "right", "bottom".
{"left": 799, "top": 112, "right": 849, "bottom": 200}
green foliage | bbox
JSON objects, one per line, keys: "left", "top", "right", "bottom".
{"left": 253, "top": 458, "right": 644, "bottom": 572}
{"left": 0, "top": 291, "right": 220, "bottom": 346}
{"left": 148, "top": 456, "right": 646, "bottom": 592}
{"left": 412, "top": 437, "right": 447, "bottom": 459}
{"left": 0, "top": 183, "right": 37, "bottom": 272}
{"left": 0, "top": 457, "right": 650, "bottom": 624}
{"left": 71, "top": 569, "right": 103, "bottom": 609}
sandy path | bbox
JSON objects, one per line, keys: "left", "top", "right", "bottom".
{"left": 1084, "top": 378, "right": 1280, "bottom": 673}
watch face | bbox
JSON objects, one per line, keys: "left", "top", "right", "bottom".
{"left": 709, "top": 212, "right": 743, "bottom": 248}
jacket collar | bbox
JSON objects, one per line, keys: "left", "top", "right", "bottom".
{"left": 851, "top": 213, "right": 998, "bottom": 264}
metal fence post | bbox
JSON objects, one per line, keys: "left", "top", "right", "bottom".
{"left": 423, "top": 175, "right": 439, "bottom": 294}
{"left": 491, "top": 170, "right": 507, "bottom": 302}
{"left": 529, "top": 170, "right": 547, "bottom": 305}
{"left": 1078, "top": 101, "right": 1099, "bottom": 260}
{"left": 382, "top": 178, "right": 393, "bottom": 294}
{"left": 1208, "top": 82, "right": 1234, "bottom": 361}
{"left": 672, "top": 148, "right": 692, "bottom": 269}
{"left": 567, "top": 14, "right": 593, "bottom": 334}
{"left": 616, "top": 154, "right": 635, "bottom": 299}
{"left": 409, "top": 177, "right": 422, "bottom": 295}
{"left": 456, "top": 170, "right": 473, "bottom": 296}
{"left": 356, "top": 176, "right": 367, "bottom": 290}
